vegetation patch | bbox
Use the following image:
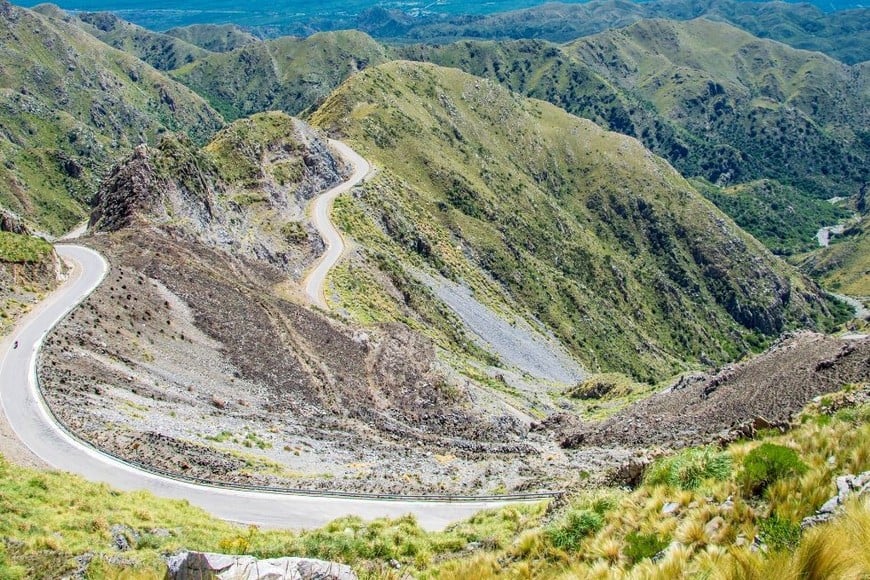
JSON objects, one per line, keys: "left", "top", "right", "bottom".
{"left": 645, "top": 446, "right": 733, "bottom": 490}
{"left": 0, "top": 232, "right": 52, "bottom": 264}
{"left": 740, "top": 443, "right": 808, "bottom": 497}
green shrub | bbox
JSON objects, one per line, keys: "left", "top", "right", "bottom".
{"left": 644, "top": 447, "right": 732, "bottom": 490}
{"left": 759, "top": 515, "right": 802, "bottom": 552}
{"left": 740, "top": 443, "right": 808, "bottom": 497}
{"left": 547, "top": 510, "right": 604, "bottom": 551}
{"left": 624, "top": 531, "right": 670, "bottom": 564}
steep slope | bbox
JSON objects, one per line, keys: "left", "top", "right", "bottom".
{"left": 38, "top": 115, "right": 561, "bottom": 494}
{"left": 310, "top": 61, "right": 840, "bottom": 382}
{"left": 0, "top": 1, "right": 224, "bottom": 234}
{"left": 163, "top": 23, "right": 260, "bottom": 53}
{"left": 0, "top": 214, "right": 63, "bottom": 337}
{"left": 32, "top": 5, "right": 210, "bottom": 71}
{"left": 89, "top": 112, "right": 348, "bottom": 274}
{"left": 567, "top": 19, "right": 868, "bottom": 199}
{"left": 406, "top": 20, "right": 868, "bottom": 207}
{"left": 170, "top": 31, "right": 389, "bottom": 121}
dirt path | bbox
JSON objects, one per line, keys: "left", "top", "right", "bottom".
{"left": 302, "top": 140, "right": 370, "bottom": 310}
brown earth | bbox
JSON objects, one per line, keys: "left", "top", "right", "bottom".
{"left": 562, "top": 332, "right": 870, "bottom": 449}
{"left": 37, "top": 227, "right": 566, "bottom": 494}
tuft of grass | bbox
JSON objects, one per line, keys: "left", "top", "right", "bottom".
{"left": 645, "top": 446, "right": 732, "bottom": 490}
{"left": 739, "top": 443, "right": 808, "bottom": 497}
{"left": 759, "top": 515, "right": 802, "bottom": 552}
{"left": 624, "top": 531, "right": 670, "bottom": 564}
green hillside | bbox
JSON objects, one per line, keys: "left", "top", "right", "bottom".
{"left": 170, "top": 30, "right": 389, "bottom": 121}
{"left": 310, "top": 61, "right": 841, "bottom": 381}
{"left": 386, "top": 0, "right": 870, "bottom": 65}
{"left": 567, "top": 19, "right": 867, "bottom": 200}
{"left": 0, "top": 1, "right": 224, "bottom": 234}
{"left": 163, "top": 23, "right": 260, "bottom": 53}
{"left": 31, "top": 6, "right": 210, "bottom": 71}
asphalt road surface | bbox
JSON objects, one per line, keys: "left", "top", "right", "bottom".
{"left": 303, "top": 140, "right": 371, "bottom": 310}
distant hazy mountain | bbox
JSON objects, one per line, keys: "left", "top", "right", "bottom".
{"left": 20, "top": 0, "right": 870, "bottom": 64}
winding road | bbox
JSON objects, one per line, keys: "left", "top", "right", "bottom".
{"left": 303, "top": 140, "right": 371, "bottom": 310}
{"left": 0, "top": 144, "right": 546, "bottom": 532}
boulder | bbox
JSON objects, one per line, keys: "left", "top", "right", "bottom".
{"left": 165, "top": 551, "right": 357, "bottom": 580}
{"left": 801, "top": 470, "right": 870, "bottom": 529}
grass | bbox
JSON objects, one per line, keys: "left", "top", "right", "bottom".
{"left": 739, "top": 443, "right": 808, "bottom": 498}
{"left": 0, "top": 392, "right": 868, "bottom": 577}
{"left": 0, "top": 232, "right": 53, "bottom": 264}
{"left": 645, "top": 446, "right": 733, "bottom": 490}
{"left": 310, "top": 60, "right": 841, "bottom": 384}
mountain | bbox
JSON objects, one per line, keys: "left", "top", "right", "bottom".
{"left": 310, "top": 61, "right": 842, "bottom": 381}
{"left": 0, "top": 1, "right": 224, "bottom": 234}
{"left": 566, "top": 19, "right": 868, "bottom": 200}
{"left": 400, "top": 21, "right": 868, "bottom": 255}
{"left": 385, "top": 0, "right": 870, "bottom": 65}
{"left": 163, "top": 23, "right": 261, "bottom": 53}
{"left": 169, "top": 30, "right": 389, "bottom": 121}
{"left": 32, "top": 4, "right": 210, "bottom": 71}
{"left": 38, "top": 112, "right": 538, "bottom": 494}
{"left": 89, "top": 112, "right": 348, "bottom": 272}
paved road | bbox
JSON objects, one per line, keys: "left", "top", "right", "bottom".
{"left": 303, "top": 140, "right": 371, "bottom": 309}
{"left": 0, "top": 245, "right": 538, "bottom": 531}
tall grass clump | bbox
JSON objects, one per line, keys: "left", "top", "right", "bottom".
{"left": 740, "top": 443, "right": 807, "bottom": 497}
{"left": 644, "top": 446, "right": 732, "bottom": 490}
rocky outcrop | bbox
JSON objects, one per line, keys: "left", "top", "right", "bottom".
{"left": 88, "top": 113, "right": 347, "bottom": 276}
{"left": 562, "top": 333, "right": 870, "bottom": 448}
{"left": 801, "top": 471, "right": 870, "bottom": 529}
{"left": 0, "top": 209, "right": 29, "bottom": 235}
{"left": 165, "top": 551, "right": 357, "bottom": 580}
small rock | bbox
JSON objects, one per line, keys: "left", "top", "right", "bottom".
{"left": 704, "top": 516, "right": 725, "bottom": 538}
{"left": 166, "top": 551, "right": 357, "bottom": 580}
{"left": 818, "top": 497, "right": 839, "bottom": 514}
{"left": 836, "top": 476, "right": 851, "bottom": 499}
{"left": 662, "top": 502, "right": 680, "bottom": 515}
{"left": 750, "top": 536, "right": 767, "bottom": 553}
{"left": 109, "top": 524, "right": 138, "bottom": 552}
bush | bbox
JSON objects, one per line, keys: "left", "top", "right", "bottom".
{"left": 759, "top": 516, "right": 802, "bottom": 552}
{"left": 644, "top": 447, "right": 732, "bottom": 490}
{"left": 740, "top": 443, "right": 808, "bottom": 497}
{"left": 547, "top": 510, "right": 604, "bottom": 551}
{"left": 624, "top": 531, "right": 670, "bottom": 564}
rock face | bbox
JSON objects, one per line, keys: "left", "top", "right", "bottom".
{"left": 89, "top": 113, "right": 348, "bottom": 276}
{"left": 166, "top": 551, "right": 357, "bottom": 580}
{"left": 0, "top": 209, "right": 29, "bottom": 235}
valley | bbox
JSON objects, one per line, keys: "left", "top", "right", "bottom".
{"left": 0, "top": 0, "right": 868, "bottom": 577}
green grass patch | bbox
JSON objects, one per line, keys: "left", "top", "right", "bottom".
{"left": 759, "top": 515, "right": 802, "bottom": 552}
{"left": 0, "top": 232, "right": 52, "bottom": 264}
{"left": 624, "top": 531, "right": 670, "bottom": 564}
{"left": 645, "top": 446, "right": 732, "bottom": 490}
{"left": 739, "top": 443, "right": 808, "bottom": 497}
